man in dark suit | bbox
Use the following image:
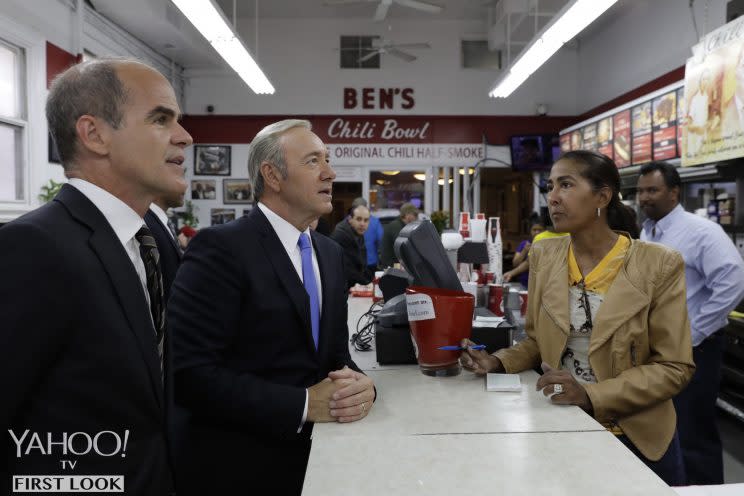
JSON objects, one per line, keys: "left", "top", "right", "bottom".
{"left": 145, "top": 195, "right": 185, "bottom": 303}
{"left": 330, "top": 204, "right": 372, "bottom": 289}
{"left": 169, "top": 119, "right": 376, "bottom": 495}
{"left": 0, "top": 58, "right": 192, "bottom": 495}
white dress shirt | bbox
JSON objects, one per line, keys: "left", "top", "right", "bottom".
{"left": 149, "top": 203, "right": 174, "bottom": 240}
{"left": 257, "top": 202, "right": 323, "bottom": 431}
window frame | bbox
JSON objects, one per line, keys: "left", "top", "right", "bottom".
{"left": 0, "top": 13, "right": 46, "bottom": 222}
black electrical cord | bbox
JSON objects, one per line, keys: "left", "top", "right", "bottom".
{"left": 350, "top": 299, "right": 384, "bottom": 352}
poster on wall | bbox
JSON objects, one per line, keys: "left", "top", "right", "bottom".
{"left": 597, "top": 117, "right": 613, "bottom": 158}
{"left": 631, "top": 102, "right": 653, "bottom": 164}
{"left": 652, "top": 91, "right": 678, "bottom": 161}
{"left": 683, "top": 15, "right": 744, "bottom": 166}
{"left": 582, "top": 124, "right": 598, "bottom": 151}
{"left": 613, "top": 109, "right": 631, "bottom": 167}
{"left": 560, "top": 133, "right": 571, "bottom": 153}
{"left": 570, "top": 130, "right": 583, "bottom": 150}
{"left": 677, "top": 87, "right": 686, "bottom": 158}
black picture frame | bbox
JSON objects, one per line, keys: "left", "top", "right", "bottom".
{"left": 194, "top": 145, "right": 231, "bottom": 176}
{"left": 211, "top": 208, "right": 236, "bottom": 226}
{"left": 223, "top": 179, "right": 253, "bottom": 204}
{"left": 190, "top": 179, "right": 217, "bottom": 200}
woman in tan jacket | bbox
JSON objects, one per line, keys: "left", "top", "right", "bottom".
{"left": 461, "top": 150, "right": 694, "bottom": 486}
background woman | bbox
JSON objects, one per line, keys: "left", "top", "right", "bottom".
{"left": 503, "top": 220, "right": 544, "bottom": 287}
{"left": 460, "top": 150, "right": 694, "bottom": 486}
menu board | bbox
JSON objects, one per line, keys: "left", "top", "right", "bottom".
{"left": 582, "top": 124, "right": 598, "bottom": 151}
{"left": 677, "top": 87, "right": 685, "bottom": 158}
{"left": 613, "top": 109, "right": 631, "bottom": 167}
{"left": 632, "top": 102, "right": 653, "bottom": 164}
{"left": 560, "top": 133, "right": 571, "bottom": 153}
{"left": 597, "top": 117, "right": 613, "bottom": 158}
{"left": 652, "top": 91, "right": 678, "bottom": 160}
{"left": 570, "top": 130, "right": 583, "bottom": 150}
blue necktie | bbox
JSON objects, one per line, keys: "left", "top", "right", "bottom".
{"left": 298, "top": 233, "right": 320, "bottom": 349}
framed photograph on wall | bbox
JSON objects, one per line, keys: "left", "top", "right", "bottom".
{"left": 194, "top": 145, "right": 231, "bottom": 176}
{"left": 223, "top": 179, "right": 253, "bottom": 204}
{"left": 190, "top": 179, "right": 217, "bottom": 200}
{"left": 211, "top": 208, "right": 236, "bottom": 226}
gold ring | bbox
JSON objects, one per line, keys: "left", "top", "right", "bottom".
{"left": 361, "top": 402, "right": 366, "bottom": 413}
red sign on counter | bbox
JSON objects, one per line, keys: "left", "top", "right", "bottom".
{"left": 652, "top": 91, "right": 678, "bottom": 161}
{"left": 613, "top": 110, "right": 631, "bottom": 167}
{"left": 632, "top": 102, "right": 653, "bottom": 164}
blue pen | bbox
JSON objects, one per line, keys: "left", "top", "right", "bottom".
{"left": 438, "top": 345, "right": 486, "bottom": 351}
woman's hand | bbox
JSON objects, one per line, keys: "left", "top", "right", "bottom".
{"left": 535, "top": 362, "right": 593, "bottom": 413}
{"left": 503, "top": 271, "right": 514, "bottom": 282}
{"left": 459, "top": 339, "right": 503, "bottom": 375}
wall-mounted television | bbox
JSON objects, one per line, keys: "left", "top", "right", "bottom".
{"left": 510, "top": 135, "right": 559, "bottom": 171}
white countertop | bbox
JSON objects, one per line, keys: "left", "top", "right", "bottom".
{"left": 304, "top": 431, "right": 676, "bottom": 496}
{"left": 312, "top": 368, "right": 603, "bottom": 438}
{"left": 304, "top": 297, "right": 736, "bottom": 495}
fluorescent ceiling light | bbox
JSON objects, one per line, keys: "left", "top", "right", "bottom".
{"left": 489, "top": 0, "right": 617, "bottom": 98}
{"left": 171, "top": 0, "right": 275, "bottom": 94}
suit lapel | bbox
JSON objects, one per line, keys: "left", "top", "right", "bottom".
{"left": 56, "top": 185, "right": 164, "bottom": 409}
{"left": 539, "top": 241, "right": 571, "bottom": 336}
{"left": 312, "top": 231, "right": 335, "bottom": 357}
{"left": 251, "top": 208, "right": 316, "bottom": 353}
{"left": 145, "top": 210, "right": 181, "bottom": 261}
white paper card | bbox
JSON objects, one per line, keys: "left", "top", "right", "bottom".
{"left": 406, "top": 293, "right": 436, "bottom": 321}
{"left": 486, "top": 373, "right": 522, "bottom": 392}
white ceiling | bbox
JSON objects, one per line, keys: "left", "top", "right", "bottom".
{"left": 211, "top": 0, "right": 567, "bottom": 21}
{"left": 88, "top": 0, "right": 622, "bottom": 71}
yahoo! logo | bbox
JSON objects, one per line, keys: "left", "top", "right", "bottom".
{"left": 8, "top": 429, "right": 130, "bottom": 458}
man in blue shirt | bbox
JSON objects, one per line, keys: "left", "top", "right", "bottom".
{"left": 352, "top": 197, "right": 383, "bottom": 272}
{"left": 637, "top": 161, "right": 744, "bottom": 485}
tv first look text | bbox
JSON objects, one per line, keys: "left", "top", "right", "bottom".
{"left": 8, "top": 429, "right": 130, "bottom": 493}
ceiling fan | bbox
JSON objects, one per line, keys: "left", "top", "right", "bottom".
{"left": 323, "top": 0, "right": 444, "bottom": 22}
{"left": 358, "top": 39, "right": 431, "bottom": 62}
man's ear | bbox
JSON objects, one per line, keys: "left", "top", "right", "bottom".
{"left": 261, "top": 162, "right": 282, "bottom": 193}
{"left": 671, "top": 185, "right": 681, "bottom": 203}
{"left": 75, "top": 115, "right": 110, "bottom": 157}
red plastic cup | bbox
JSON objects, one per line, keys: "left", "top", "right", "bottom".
{"left": 518, "top": 290, "right": 529, "bottom": 316}
{"left": 406, "top": 286, "right": 475, "bottom": 376}
{"left": 488, "top": 284, "right": 505, "bottom": 317}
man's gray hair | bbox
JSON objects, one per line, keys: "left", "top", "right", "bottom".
{"left": 248, "top": 119, "right": 312, "bottom": 200}
{"left": 46, "top": 57, "right": 155, "bottom": 170}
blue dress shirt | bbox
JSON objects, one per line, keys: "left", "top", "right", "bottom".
{"left": 641, "top": 204, "right": 744, "bottom": 346}
{"left": 364, "top": 215, "right": 383, "bottom": 267}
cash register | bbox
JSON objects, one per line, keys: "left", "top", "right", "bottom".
{"left": 374, "top": 221, "right": 511, "bottom": 364}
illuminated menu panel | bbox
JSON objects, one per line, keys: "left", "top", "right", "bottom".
{"left": 570, "top": 130, "right": 583, "bottom": 150}
{"left": 597, "top": 117, "right": 613, "bottom": 159}
{"left": 652, "top": 91, "right": 678, "bottom": 161}
{"left": 632, "top": 102, "right": 653, "bottom": 164}
{"left": 613, "top": 109, "right": 631, "bottom": 168}
{"left": 582, "top": 123, "right": 598, "bottom": 151}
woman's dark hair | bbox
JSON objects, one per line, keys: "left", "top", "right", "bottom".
{"left": 559, "top": 150, "right": 640, "bottom": 238}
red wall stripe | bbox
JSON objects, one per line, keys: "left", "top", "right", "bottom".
{"left": 46, "top": 42, "right": 80, "bottom": 88}
{"left": 181, "top": 114, "right": 576, "bottom": 145}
